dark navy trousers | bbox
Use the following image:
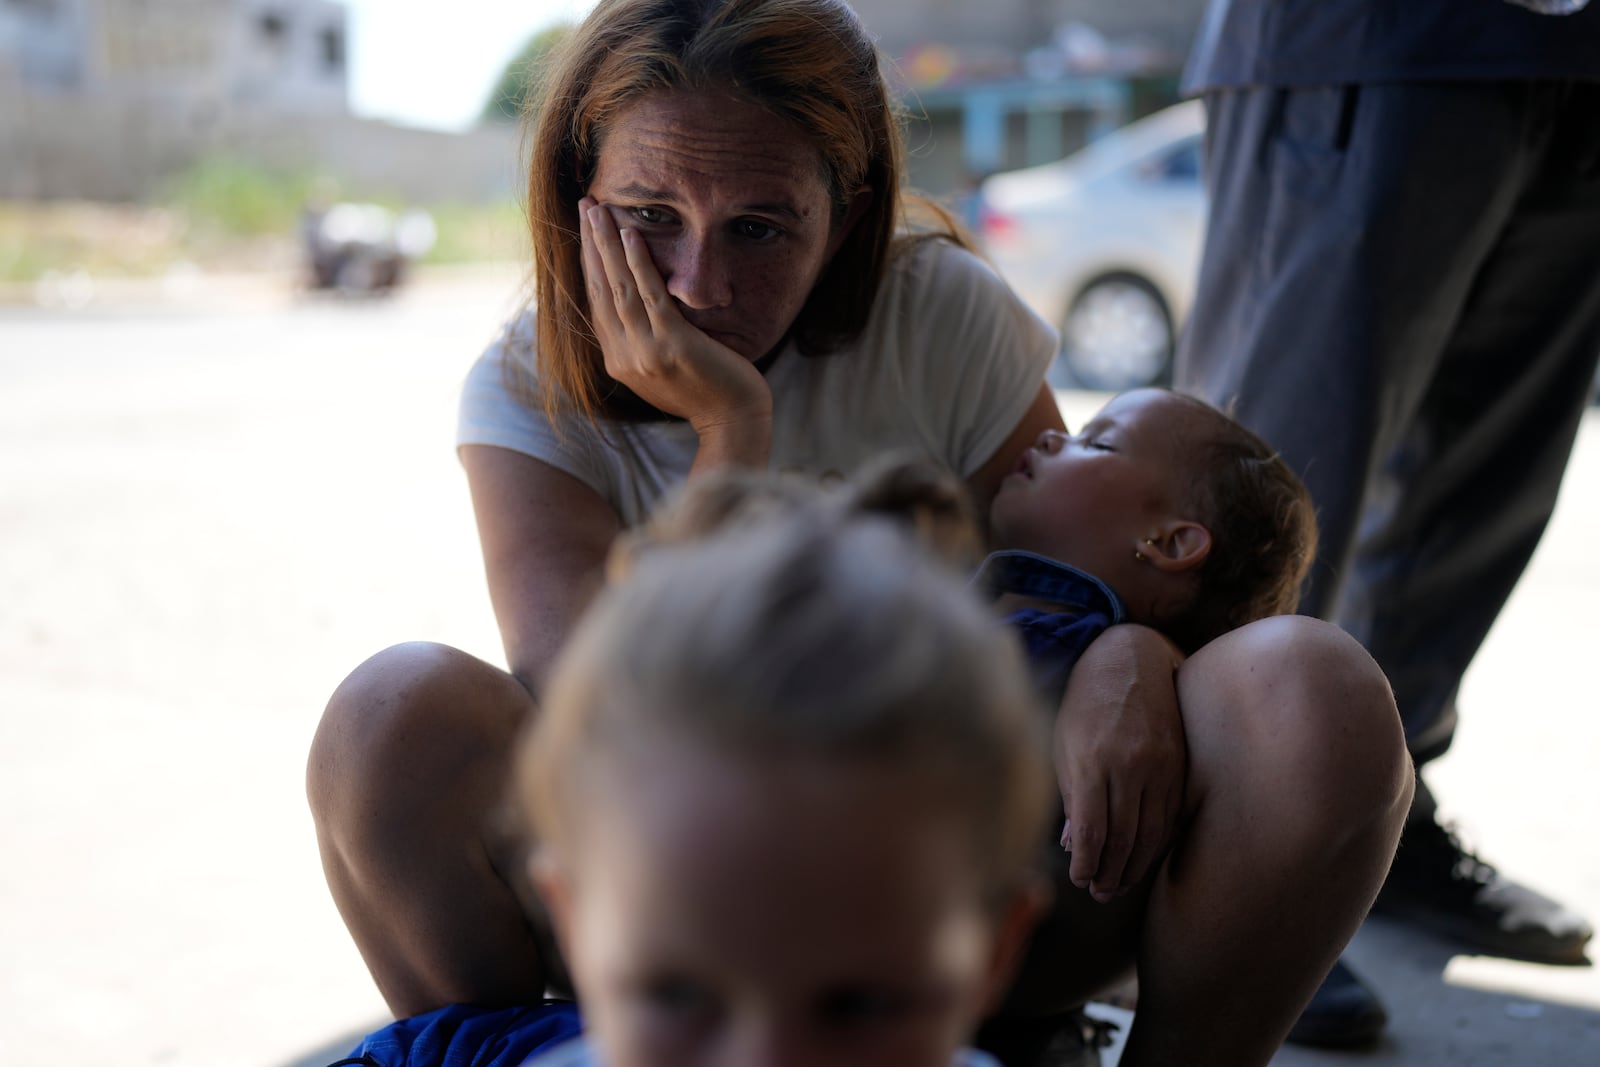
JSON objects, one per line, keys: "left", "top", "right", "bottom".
{"left": 1178, "top": 82, "right": 1600, "bottom": 779}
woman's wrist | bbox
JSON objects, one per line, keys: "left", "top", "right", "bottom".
{"left": 690, "top": 407, "right": 774, "bottom": 471}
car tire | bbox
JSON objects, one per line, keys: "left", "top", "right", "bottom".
{"left": 1056, "top": 273, "right": 1175, "bottom": 392}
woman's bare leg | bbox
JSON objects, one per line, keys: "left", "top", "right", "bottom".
{"left": 306, "top": 641, "right": 551, "bottom": 1018}
{"left": 1122, "top": 616, "right": 1414, "bottom": 1066}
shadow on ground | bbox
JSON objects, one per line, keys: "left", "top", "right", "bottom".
{"left": 1272, "top": 917, "right": 1598, "bottom": 1066}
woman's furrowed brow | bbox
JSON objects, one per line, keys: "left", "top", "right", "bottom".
{"left": 740, "top": 200, "right": 805, "bottom": 221}
{"left": 611, "top": 182, "right": 676, "bottom": 203}
{"left": 609, "top": 182, "right": 803, "bottom": 221}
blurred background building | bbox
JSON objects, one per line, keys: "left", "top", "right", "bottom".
{"left": 0, "top": 0, "right": 1209, "bottom": 204}
{"left": 1, "top": 0, "right": 350, "bottom": 113}
{"left": 0, "top": 0, "right": 515, "bottom": 203}
{"left": 851, "top": 0, "right": 1207, "bottom": 191}
{"left": 0, "top": 0, "right": 1210, "bottom": 301}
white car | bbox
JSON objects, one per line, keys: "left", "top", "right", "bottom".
{"left": 978, "top": 100, "right": 1206, "bottom": 391}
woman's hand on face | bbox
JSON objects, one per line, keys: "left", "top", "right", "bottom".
{"left": 1054, "top": 624, "right": 1188, "bottom": 903}
{"left": 580, "top": 198, "right": 773, "bottom": 458}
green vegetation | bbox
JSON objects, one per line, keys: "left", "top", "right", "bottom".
{"left": 0, "top": 201, "right": 188, "bottom": 283}
{"left": 163, "top": 156, "right": 316, "bottom": 237}
{"left": 0, "top": 158, "right": 526, "bottom": 286}
{"left": 423, "top": 200, "right": 529, "bottom": 265}
{"left": 480, "top": 23, "right": 575, "bottom": 125}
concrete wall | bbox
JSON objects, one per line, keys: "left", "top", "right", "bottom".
{"left": 223, "top": 0, "right": 350, "bottom": 114}
{"left": 1, "top": 0, "right": 349, "bottom": 112}
{"left": 0, "top": 90, "right": 522, "bottom": 203}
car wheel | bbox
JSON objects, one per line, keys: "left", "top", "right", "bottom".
{"left": 1057, "top": 273, "right": 1174, "bottom": 392}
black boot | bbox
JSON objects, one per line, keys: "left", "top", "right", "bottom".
{"left": 1285, "top": 957, "right": 1387, "bottom": 1049}
{"left": 1372, "top": 817, "right": 1593, "bottom": 965}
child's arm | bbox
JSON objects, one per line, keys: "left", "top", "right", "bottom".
{"left": 1054, "top": 623, "right": 1188, "bottom": 903}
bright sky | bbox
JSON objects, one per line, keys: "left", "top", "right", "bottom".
{"left": 343, "top": 0, "right": 600, "bottom": 131}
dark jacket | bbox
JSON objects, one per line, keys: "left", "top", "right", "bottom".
{"left": 1184, "top": 0, "right": 1600, "bottom": 93}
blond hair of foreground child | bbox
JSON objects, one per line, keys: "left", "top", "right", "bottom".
{"left": 515, "top": 511, "right": 1056, "bottom": 1067}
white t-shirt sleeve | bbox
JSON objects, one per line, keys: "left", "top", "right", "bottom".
{"left": 892, "top": 240, "right": 1058, "bottom": 477}
{"left": 455, "top": 314, "right": 621, "bottom": 503}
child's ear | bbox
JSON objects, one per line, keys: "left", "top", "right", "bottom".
{"left": 980, "top": 877, "right": 1053, "bottom": 1014}
{"left": 1141, "top": 520, "right": 1212, "bottom": 574}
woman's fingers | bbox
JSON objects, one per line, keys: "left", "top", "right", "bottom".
{"left": 621, "top": 227, "right": 673, "bottom": 334}
{"left": 1135, "top": 781, "right": 1184, "bottom": 895}
{"left": 1117, "top": 800, "right": 1159, "bottom": 896}
{"left": 589, "top": 205, "right": 653, "bottom": 340}
{"left": 1091, "top": 786, "right": 1138, "bottom": 901}
{"left": 1065, "top": 764, "right": 1172, "bottom": 902}
{"left": 579, "top": 200, "right": 624, "bottom": 343}
{"left": 592, "top": 206, "right": 640, "bottom": 329}
{"left": 1066, "top": 778, "right": 1108, "bottom": 893}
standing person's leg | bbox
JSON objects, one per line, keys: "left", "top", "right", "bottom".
{"left": 1178, "top": 84, "right": 1536, "bottom": 620}
{"left": 1341, "top": 82, "right": 1600, "bottom": 961}
{"left": 1175, "top": 81, "right": 1554, "bottom": 1045}
{"left": 307, "top": 642, "right": 556, "bottom": 1018}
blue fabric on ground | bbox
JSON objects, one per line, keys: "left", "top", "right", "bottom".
{"left": 340, "top": 1001, "right": 582, "bottom": 1067}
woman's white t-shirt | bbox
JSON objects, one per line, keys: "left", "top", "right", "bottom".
{"left": 457, "top": 238, "right": 1057, "bottom": 527}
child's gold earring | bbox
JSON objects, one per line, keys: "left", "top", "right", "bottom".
{"left": 1134, "top": 537, "right": 1155, "bottom": 563}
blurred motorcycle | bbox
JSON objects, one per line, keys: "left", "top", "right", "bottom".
{"left": 301, "top": 201, "right": 436, "bottom": 296}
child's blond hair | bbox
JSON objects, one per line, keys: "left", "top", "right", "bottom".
{"left": 518, "top": 486, "right": 1052, "bottom": 902}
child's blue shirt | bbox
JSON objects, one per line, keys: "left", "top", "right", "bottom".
{"left": 970, "top": 550, "right": 1125, "bottom": 701}
{"left": 336, "top": 1001, "right": 582, "bottom": 1067}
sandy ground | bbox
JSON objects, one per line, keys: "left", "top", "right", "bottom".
{"left": 1, "top": 271, "right": 1596, "bottom": 1065}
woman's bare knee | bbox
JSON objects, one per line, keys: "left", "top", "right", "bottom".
{"left": 307, "top": 641, "right": 535, "bottom": 862}
{"left": 1125, "top": 619, "right": 1413, "bottom": 1064}
{"left": 1179, "top": 615, "right": 1413, "bottom": 841}
{"left": 306, "top": 641, "right": 547, "bottom": 1014}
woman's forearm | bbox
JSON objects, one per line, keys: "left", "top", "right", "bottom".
{"left": 1056, "top": 622, "right": 1189, "bottom": 900}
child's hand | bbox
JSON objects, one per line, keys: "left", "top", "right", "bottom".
{"left": 1054, "top": 624, "right": 1188, "bottom": 902}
